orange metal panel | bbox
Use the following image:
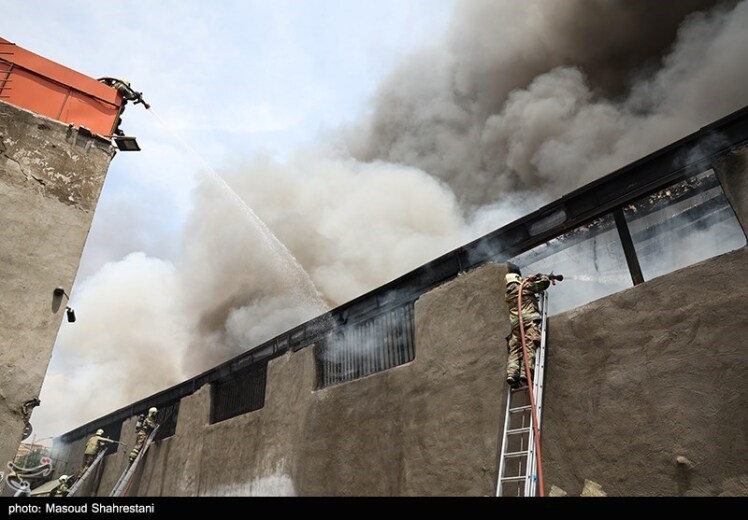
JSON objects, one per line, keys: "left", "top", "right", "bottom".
{"left": 5, "top": 67, "right": 69, "bottom": 121}
{"left": 0, "top": 37, "right": 122, "bottom": 137}
{"left": 60, "top": 90, "right": 120, "bottom": 136}
{"left": 0, "top": 37, "right": 117, "bottom": 104}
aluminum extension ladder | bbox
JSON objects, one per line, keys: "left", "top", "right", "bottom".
{"left": 496, "top": 291, "right": 549, "bottom": 497}
{"left": 66, "top": 447, "right": 108, "bottom": 497}
{"left": 109, "top": 425, "right": 160, "bottom": 497}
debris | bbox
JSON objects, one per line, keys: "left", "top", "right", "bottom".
{"left": 548, "top": 485, "right": 568, "bottom": 497}
{"left": 580, "top": 479, "right": 607, "bottom": 497}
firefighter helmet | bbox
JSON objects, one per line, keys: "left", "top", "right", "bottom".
{"left": 505, "top": 273, "right": 522, "bottom": 286}
{"left": 59, "top": 475, "right": 69, "bottom": 483}
{"left": 506, "top": 262, "right": 522, "bottom": 275}
{"left": 148, "top": 407, "right": 157, "bottom": 416}
{"left": 95, "top": 428, "right": 104, "bottom": 436}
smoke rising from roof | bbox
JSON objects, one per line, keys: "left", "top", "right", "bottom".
{"left": 35, "top": 0, "right": 748, "bottom": 437}
{"left": 347, "top": 0, "right": 743, "bottom": 207}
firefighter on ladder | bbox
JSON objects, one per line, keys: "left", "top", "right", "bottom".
{"left": 504, "top": 262, "right": 551, "bottom": 388}
{"left": 52, "top": 475, "right": 70, "bottom": 497}
{"left": 76, "top": 429, "right": 117, "bottom": 478}
{"left": 128, "top": 407, "right": 158, "bottom": 464}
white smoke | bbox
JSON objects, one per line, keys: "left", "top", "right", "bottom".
{"left": 35, "top": 0, "right": 748, "bottom": 437}
{"left": 34, "top": 253, "right": 189, "bottom": 436}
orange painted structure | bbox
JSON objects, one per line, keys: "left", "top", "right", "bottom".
{"left": 0, "top": 37, "right": 122, "bottom": 137}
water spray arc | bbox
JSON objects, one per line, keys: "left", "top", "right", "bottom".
{"left": 146, "top": 108, "right": 325, "bottom": 308}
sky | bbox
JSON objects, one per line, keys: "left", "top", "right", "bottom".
{"left": 4, "top": 0, "right": 748, "bottom": 441}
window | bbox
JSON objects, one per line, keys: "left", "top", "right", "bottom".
{"left": 511, "top": 214, "right": 632, "bottom": 315}
{"left": 623, "top": 169, "right": 746, "bottom": 281}
{"left": 210, "top": 362, "right": 267, "bottom": 424}
{"left": 316, "top": 303, "right": 415, "bottom": 389}
{"left": 153, "top": 402, "right": 179, "bottom": 441}
{"left": 96, "top": 420, "right": 122, "bottom": 456}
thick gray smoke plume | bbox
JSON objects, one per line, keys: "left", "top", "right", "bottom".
{"left": 35, "top": 0, "right": 748, "bottom": 437}
{"left": 348, "top": 0, "right": 744, "bottom": 207}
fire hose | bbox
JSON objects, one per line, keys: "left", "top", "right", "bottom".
{"left": 517, "top": 273, "right": 563, "bottom": 497}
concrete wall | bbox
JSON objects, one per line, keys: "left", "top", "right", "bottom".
{"left": 72, "top": 264, "right": 510, "bottom": 496}
{"left": 77, "top": 247, "right": 748, "bottom": 497}
{"left": 0, "top": 100, "right": 115, "bottom": 467}
{"left": 543, "top": 247, "right": 748, "bottom": 496}
{"left": 714, "top": 144, "right": 748, "bottom": 233}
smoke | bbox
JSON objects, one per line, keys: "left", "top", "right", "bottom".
{"left": 34, "top": 253, "right": 189, "bottom": 436}
{"left": 348, "top": 0, "right": 746, "bottom": 207}
{"left": 35, "top": 0, "right": 748, "bottom": 437}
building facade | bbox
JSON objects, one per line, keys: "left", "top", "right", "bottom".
{"left": 52, "top": 108, "right": 748, "bottom": 496}
{"left": 0, "top": 39, "right": 119, "bottom": 470}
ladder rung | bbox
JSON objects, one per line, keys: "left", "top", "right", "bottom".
{"left": 509, "top": 405, "right": 531, "bottom": 413}
{"left": 503, "top": 450, "right": 529, "bottom": 459}
{"left": 501, "top": 476, "right": 528, "bottom": 482}
{"left": 506, "top": 427, "right": 531, "bottom": 435}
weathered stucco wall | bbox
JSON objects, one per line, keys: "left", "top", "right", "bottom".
{"left": 298, "top": 263, "right": 507, "bottom": 496}
{"left": 0, "top": 100, "right": 115, "bottom": 467}
{"left": 543, "top": 246, "right": 748, "bottom": 497}
{"left": 62, "top": 245, "right": 748, "bottom": 497}
{"left": 51, "top": 144, "right": 748, "bottom": 496}
{"left": 74, "top": 264, "right": 510, "bottom": 497}
{"left": 714, "top": 144, "right": 748, "bottom": 233}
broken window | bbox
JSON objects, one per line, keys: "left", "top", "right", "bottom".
{"left": 510, "top": 213, "right": 632, "bottom": 315}
{"left": 152, "top": 401, "right": 179, "bottom": 441}
{"left": 623, "top": 169, "right": 746, "bottom": 281}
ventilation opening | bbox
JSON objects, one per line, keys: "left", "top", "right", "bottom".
{"left": 315, "top": 303, "right": 415, "bottom": 389}
{"left": 210, "top": 362, "right": 267, "bottom": 424}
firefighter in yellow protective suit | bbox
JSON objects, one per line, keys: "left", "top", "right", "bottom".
{"left": 504, "top": 263, "right": 550, "bottom": 388}
{"left": 52, "top": 475, "right": 70, "bottom": 497}
{"left": 76, "top": 429, "right": 117, "bottom": 478}
{"left": 129, "top": 407, "right": 158, "bottom": 464}
{"left": 97, "top": 77, "right": 150, "bottom": 136}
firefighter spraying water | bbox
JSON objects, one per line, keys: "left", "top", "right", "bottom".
{"left": 503, "top": 263, "right": 563, "bottom": 388}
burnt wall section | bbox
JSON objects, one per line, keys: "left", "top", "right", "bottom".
{"left": 0, "top": 100, "right": 114, "bottom": 466}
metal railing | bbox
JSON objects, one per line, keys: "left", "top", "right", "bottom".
{"left": 315, "top": 303, "right": 415, "bottom": 389}
{"left": 210, "top": 362, "right": 267, "bottom": 423}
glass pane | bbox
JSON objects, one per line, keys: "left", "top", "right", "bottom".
{"left": 624, "top": 169, "right": 746, "bottom": 281}
{"left": 511, "top": 214, "right": 632, "bottom": 315}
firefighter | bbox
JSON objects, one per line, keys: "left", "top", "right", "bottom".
{"left": 77, "top": 429, "right": 117, "bottom": 478}
{"left": 97, "top": 77, "right": 150, "bottom": 136}
{"left": 52, "top": 475, "right": 70, "bottom": 497}
{"left": 128, "top": 407, "right": 158, "bottom": 464}
{"left": 504, "top": 263, "right": 550, "bottom": 388}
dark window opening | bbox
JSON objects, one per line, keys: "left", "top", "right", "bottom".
{"left": 210, "top": 362, "right": 267, "bottom": 424}
{"left": 96, "top": 420, "right": 122, "bottom": 456}
{"left": 315, "top": 303, "right": 415, "bottom": 389}
{"left": 133, "top": 401, "right": 180, "bottom": 442}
